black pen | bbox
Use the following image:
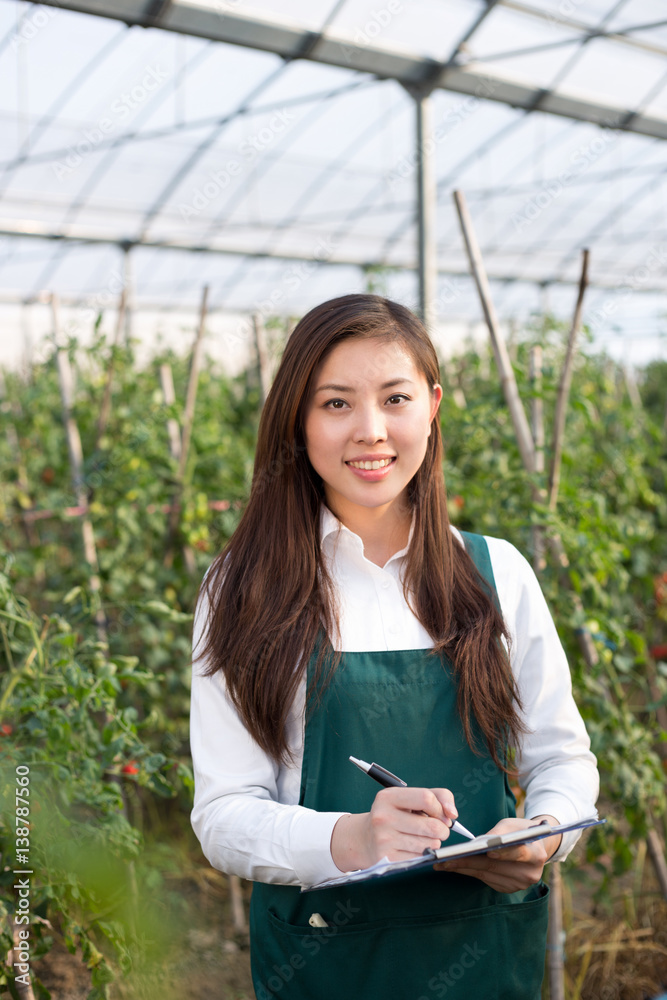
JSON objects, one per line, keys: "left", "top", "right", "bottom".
{"left": 349, "top": 755, "right": 476, "bottom": 840}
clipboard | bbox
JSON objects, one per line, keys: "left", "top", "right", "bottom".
{"left": 302, "top": 816, "right": 605, "bottom": 892}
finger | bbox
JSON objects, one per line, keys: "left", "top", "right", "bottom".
{"left": 379, "top": 786, "right": 452, "bottom": 821}
{"left": 434, "top": 861, "right": 541, "bottom": 892}
{"left": 394, "top": 814, "right": 451, "bottom": 842}
{"left": 487, "top": 841, "right": 549, "bottom": 863}
{"left": 428, "top": 788, "right": 459, "bottom": 821}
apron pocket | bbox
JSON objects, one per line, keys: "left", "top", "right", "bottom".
{"left": 251, "top": 882, "right": 549, "bottom": 1000}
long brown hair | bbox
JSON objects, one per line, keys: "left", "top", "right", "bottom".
{"left": 197, "top": 294, "right": 526, "bottom": 768}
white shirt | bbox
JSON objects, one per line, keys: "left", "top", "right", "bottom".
{"left": 190, "top": 507, "right": 599, "bottom": 887}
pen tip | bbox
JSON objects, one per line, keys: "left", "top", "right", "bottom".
{"left": 349, "top": 756, "right": 369, "bottom": 770}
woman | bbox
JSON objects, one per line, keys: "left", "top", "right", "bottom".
{"left": 190, "top": 294, "right": 598, "bottom": 1000}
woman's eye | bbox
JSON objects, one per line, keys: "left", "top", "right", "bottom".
{"left": 387, "top": 394, "right": 409, "bottom": 405}
{"left": 325, "top": 398, "right": 347, "bottom": 409}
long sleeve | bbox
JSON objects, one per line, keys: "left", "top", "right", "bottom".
{"left": 486, "top": 536, "right": 599, "bottom": 860}
{"left": 189, "top": 595, "right": 346, "bottom": 886}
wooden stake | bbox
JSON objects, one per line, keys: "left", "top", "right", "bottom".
{"left": 530, "top": 345, "right": 546, "bottom": 573}
{"left": 0, "top": 373, "right": 40, "bottom": 550}
{"left": 453, "top": 190, "right": 536, "bottom": 473}
{"left": 546, "top": 863, "right": 565, "bottom": 1000}
{"left": 622, "top": 363, "right": 643, "bottom": 413}
{"left": 164, "top": 286, "right": 208, "bottom": 569}
{"left": 159, "top": 363, "right": 182, "bottom": 462}
{"left": 228, "top": 874, "right": 247, "bottom": 935}
{"left": 549, "top": 250, "right": 589, "bottom": 511}
{"left": 253, "top": 314, "right": 271, "bottom": 406}
{"left": 646, "top": 827, "right": 667, "bottom": 901}
{"left": 51, "top": 295, "right": 107, "bottom": 644}
{"left": 95, "top": 287, "right": 126, "bottom": 451}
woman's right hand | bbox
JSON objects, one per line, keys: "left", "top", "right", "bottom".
{"left": 330, "top": 786, "right": 458, "bottom": 873}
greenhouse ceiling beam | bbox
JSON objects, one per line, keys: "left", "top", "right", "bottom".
{"left": 500, "top": 1, "right": 667, "bottom": 60}
{"left": 2, "top": 222, "right": 665, "bottom": 294}
{"left": 39, "top": 0, "right": 667, "bottom": 142}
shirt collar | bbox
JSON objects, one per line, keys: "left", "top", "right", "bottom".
{"left": 319, "top": 504, "right": 415, "bottom": 566}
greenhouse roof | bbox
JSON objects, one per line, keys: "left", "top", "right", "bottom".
{"left": 2, "top": 0, "right": 667, "bottom": 360}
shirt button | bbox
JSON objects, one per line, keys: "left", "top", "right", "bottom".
{"left": 381, "top": 578, "right": 392, "bottom": 589}
{"left": 387, "top": 622, "right": 400, "bottom": 634}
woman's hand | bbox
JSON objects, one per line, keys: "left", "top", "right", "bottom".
{"left": 330, "top": 787, "right": 458, "bottom": 873}
{"left": 433, "top": 814, "right": 562, "bottom": 892}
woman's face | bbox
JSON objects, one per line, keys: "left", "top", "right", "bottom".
{"left": 303, "top": 336, "right": 442, "bottom": 523}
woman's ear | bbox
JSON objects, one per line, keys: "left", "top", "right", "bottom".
{"left": 428, "top": 384, "right": 443, "bottom": 432}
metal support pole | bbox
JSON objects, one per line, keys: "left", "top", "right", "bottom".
{"left": 414, "top": 89, "right": 437, "bottom": 331}
{"left": 122, "top": 244, "right": 133, "bottom": 344}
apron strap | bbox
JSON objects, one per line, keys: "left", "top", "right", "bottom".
{"left": 458, "top": 529, "right": 501, "bottom": 614}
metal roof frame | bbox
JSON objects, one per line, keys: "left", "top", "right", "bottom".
{"left": 37, "top": 0, "right": 667, "bottom": 141}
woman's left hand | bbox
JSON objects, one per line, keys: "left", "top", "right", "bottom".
{"left": 433, "top": 814, "right": 562, "bottom": 892}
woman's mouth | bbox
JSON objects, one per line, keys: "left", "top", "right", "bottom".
{"left": 346, "top": 457, "right": 395, "bottom": 471}
{"left": 345, "top": 456, "right": 396, "bottom": 480}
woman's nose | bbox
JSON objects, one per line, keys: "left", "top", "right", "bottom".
{"left": 353, "top": 405, "right": 387, "bottom": 443}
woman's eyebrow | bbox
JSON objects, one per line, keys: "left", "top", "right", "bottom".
{"left": 314, "top": 378, "right": 415, "bottom": 393}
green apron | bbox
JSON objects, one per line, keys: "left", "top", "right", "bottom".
{"left": 249, "top": 532, "right": 549, "bottom": 1000}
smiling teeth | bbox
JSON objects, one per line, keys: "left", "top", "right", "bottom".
{"left": 348, "top": 458, "right": 394, "bottom": 470}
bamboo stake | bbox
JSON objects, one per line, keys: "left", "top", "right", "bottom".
{"left": 549, "top": 250, "right": 589, "bottom": 511}
{"left": 528, "top": 344, "right": 562, "bottom": 996}
{"left": 159, "top": 363, "right": 183, "bottom": 462}
{"left": 646, "top": 828, "right": 667, "bottom": 901}
{"left": 546, "top": 863, "right": 565, "bottom": 1000}
{"left": 453, "top": 189, "right": 536, "bottom": 473}
{"left": 451, "top": 357, "right": 467, "bottom": 410}
{"left": 542, "top": 251, "right": 599, "bottom": 668}
{"left": 160, "top": 362, "right": 195, "bottom": 573}
{"left": 530, "top": 345, "right": 546, "bottom": 573}
{"left": 164, "top": 286, "right": 208, "bottom": 570}
{"left": 622, "top": 364, "right": 643, "bottom": 413}
{"left": 253, "top": 314, "right": 271, "bottom": 406}
{"left": 530, "top": 346, "right": 545, "bottom": 477}
{"left": 51, "top": 295, "right": 107, "bottom": 644}
{"left": 0, "top": 374, "right": 40, "bottom": 551}
{"left": 228, "top": 874, "right": 247, "bottom": 935}
{"left": 94, "top": 287, "right": 126, "bottom": 450}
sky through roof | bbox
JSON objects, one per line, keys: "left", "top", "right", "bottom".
{"left": 1, "top": 0, "right": 666, "bottom": 366}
